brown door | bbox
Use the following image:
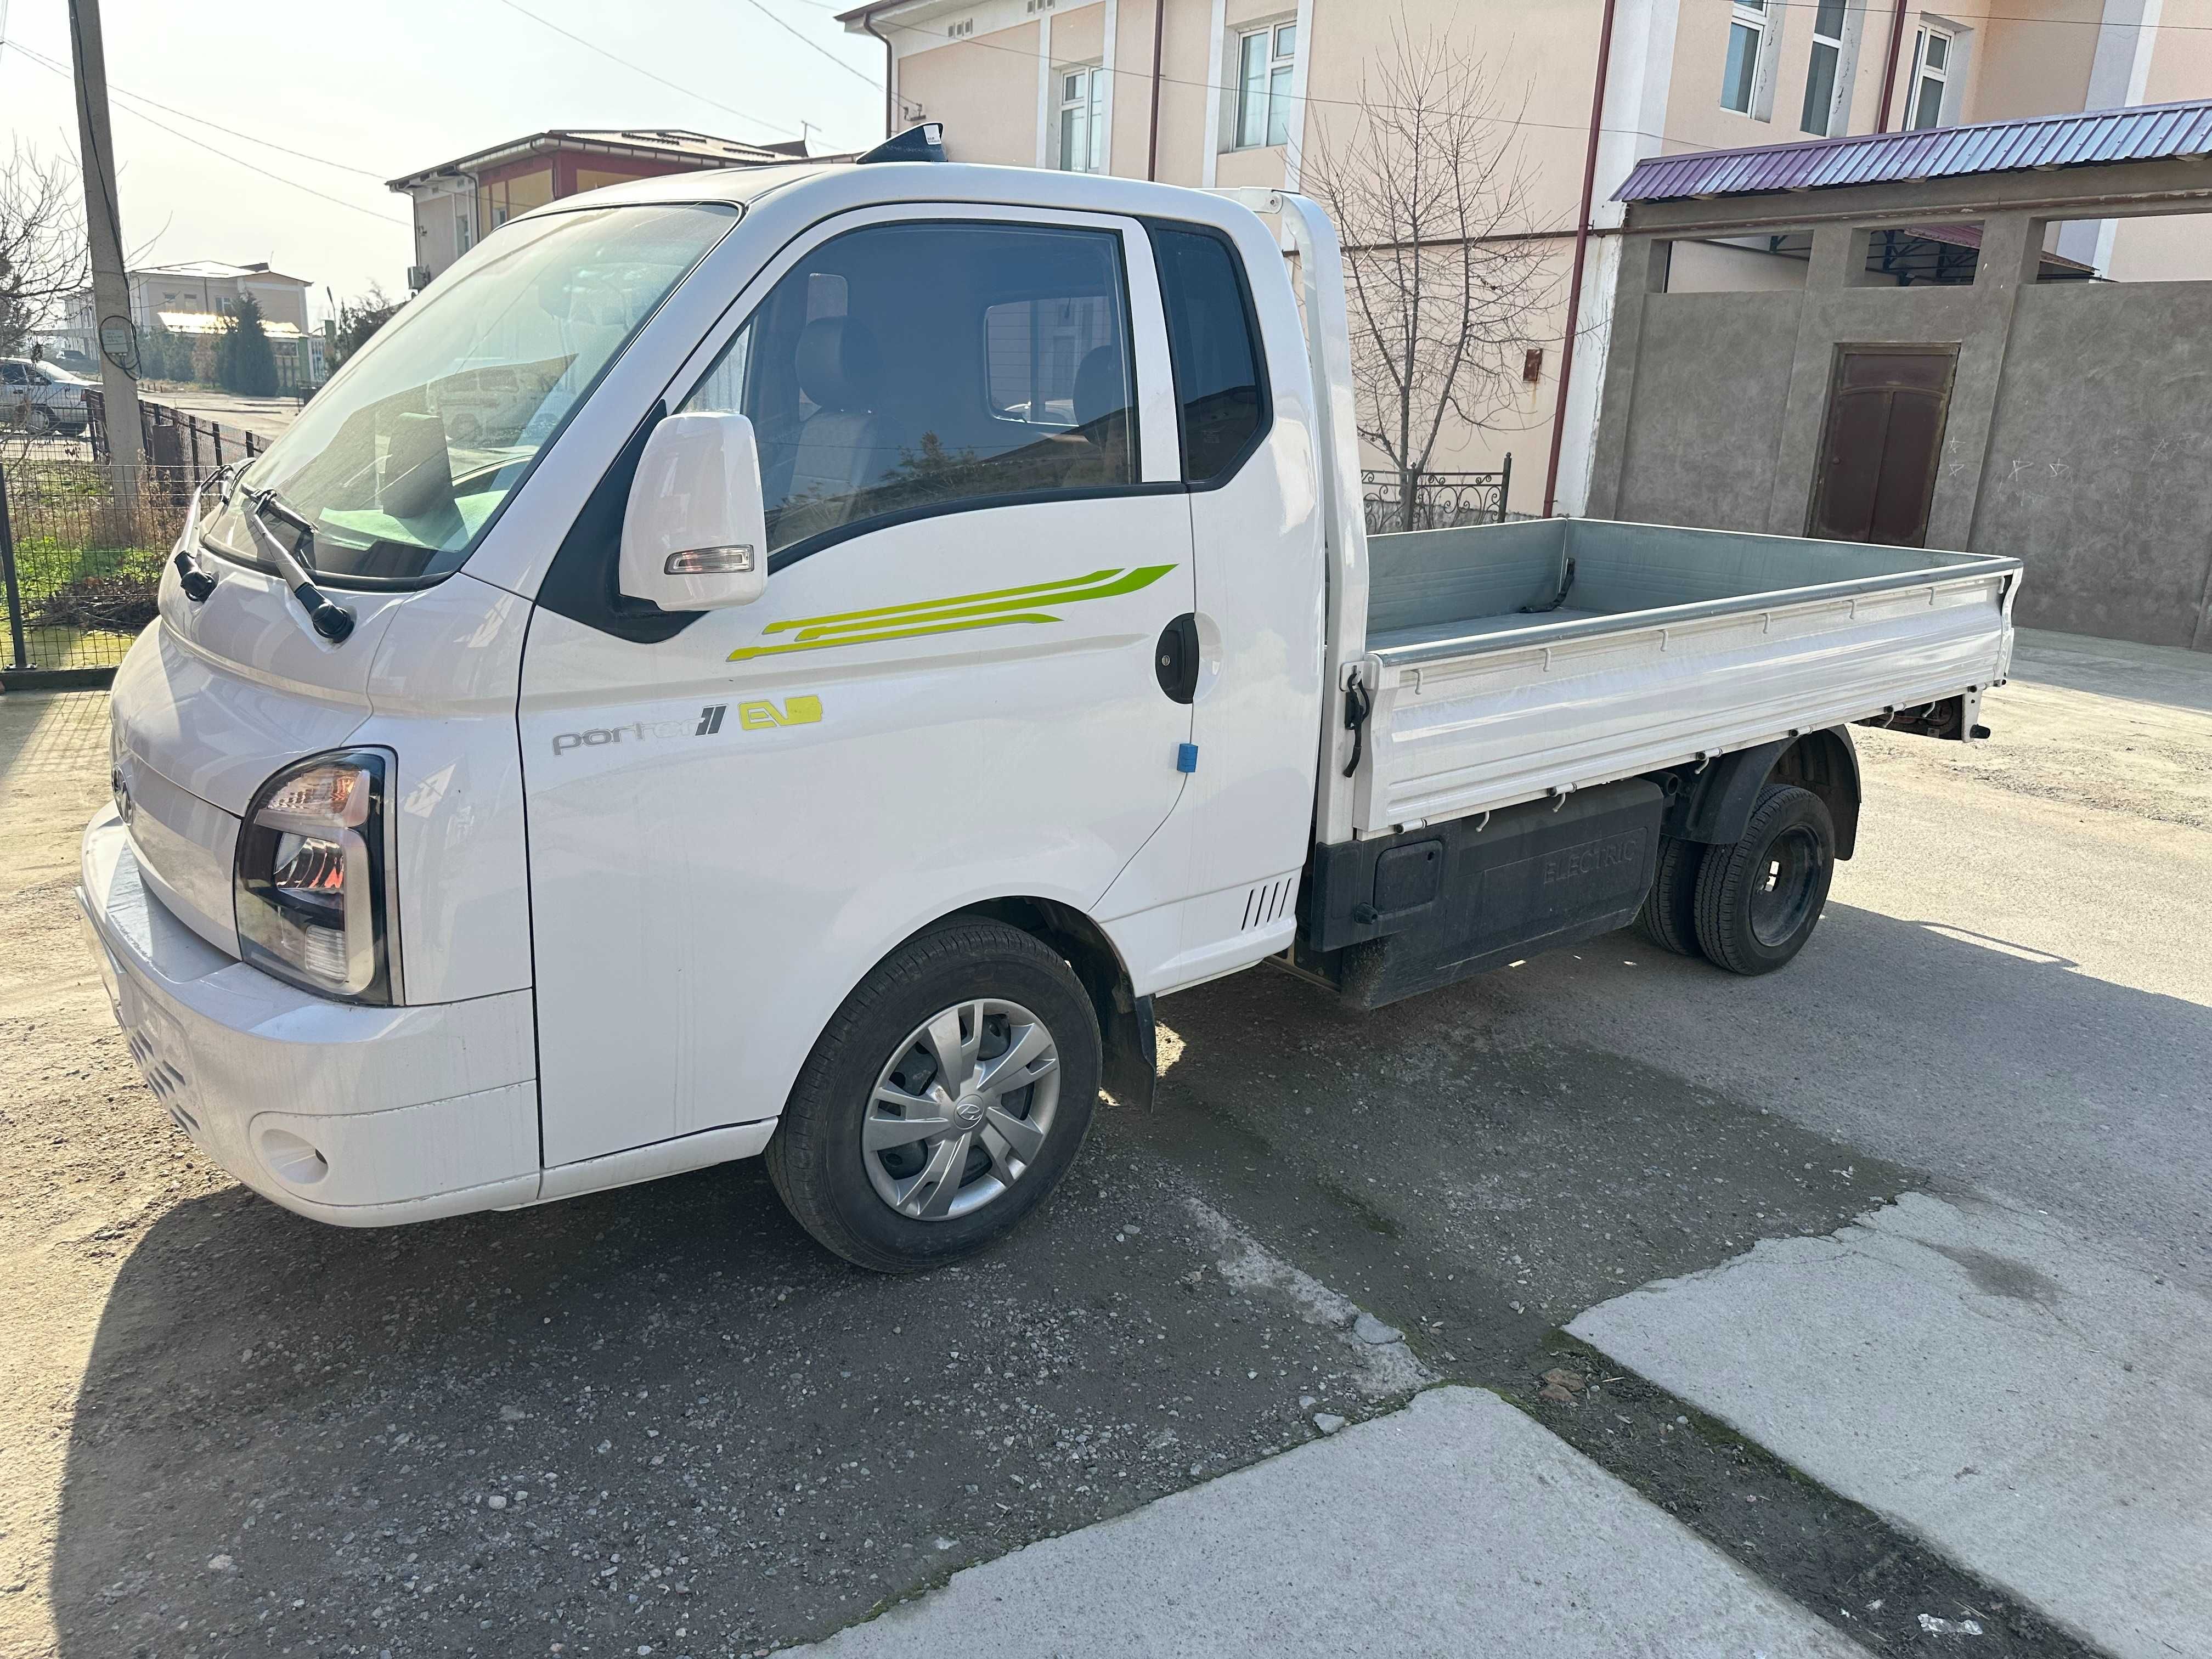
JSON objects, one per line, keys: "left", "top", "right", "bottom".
{"left": 1806, "top": 345, "right": 1958, "bottom": 546}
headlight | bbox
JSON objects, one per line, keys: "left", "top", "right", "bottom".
{"left": 233, "top": 749, "right": 400, "bottom": 1003}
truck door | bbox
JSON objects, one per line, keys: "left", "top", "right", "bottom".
{"left": 518, "top": 206, "right": 1195, "bottom": 1169}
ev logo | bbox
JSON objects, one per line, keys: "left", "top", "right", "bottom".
{"left": 551, "top": 697, "right": 823, "bottom": 757}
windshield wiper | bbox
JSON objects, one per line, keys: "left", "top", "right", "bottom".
{"left": 171, "top": 462, "right": 238, "bottom": 603}
{"left": 245, "top": 488, "right": 356, "bottom": 642}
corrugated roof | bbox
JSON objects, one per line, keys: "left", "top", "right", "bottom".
{"left": 1617, "top": 98, "right": 2212, "bottom": 204}
{"left": 387, "top": 128, "right": 796, "bottom": 191}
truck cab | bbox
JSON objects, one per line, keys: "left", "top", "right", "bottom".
{"left": 82, "top": 144, "right": 2015, "bottom": 1271}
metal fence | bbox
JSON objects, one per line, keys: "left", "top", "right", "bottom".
{"left": 1361, "top": 461, "right": 1513, "bottom": 536}
{"left": 1, "top": 398, "right": 262, "bottom": 681}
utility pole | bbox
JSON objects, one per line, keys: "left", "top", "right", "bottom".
{"left": 68, "top": 0, "right": 144, "bottom": 476}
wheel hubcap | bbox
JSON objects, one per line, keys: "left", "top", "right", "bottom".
{"left": 862, "top": 998, "right": 1061, "bottom": 1222}
{"left": 1750, "top": 825, "right": 1823, "bottom": 947}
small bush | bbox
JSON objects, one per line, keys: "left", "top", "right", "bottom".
{"left": 26, "top": 572, "right": 160, "bottom": 634}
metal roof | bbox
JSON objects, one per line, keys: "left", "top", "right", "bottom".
{"left": 387, "top": 129, "right": 804, "bottom": 192}
{"left": 1617, "top": 98, "right": 2212, "bottom": 204}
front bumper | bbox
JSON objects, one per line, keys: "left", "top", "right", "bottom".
{"left": 79, "top": 807, "right": 541, "bottom": 1226}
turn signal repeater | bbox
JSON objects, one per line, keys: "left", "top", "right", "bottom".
{"left": 665, "top": 544, "right": 756, "bottom": 575}
{"left": 233, "top": 749, "right": 400, "bottom": 1004}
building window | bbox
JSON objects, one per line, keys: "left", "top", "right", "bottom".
{"left": 456, "top": 213, "right": 472, "bottom": 255}
{"left": 1057, "top": 65, "right": 1105, "bottom": 173}
{"left": 1801, "top": 0, "right": 1847, "bottom": 135}
{"left": 1906, "top": 25, "right": 1955, "bottom": 130}
{"left": 1235, "top": 22, "right": 1296, "bottom": 149}
{"left": 1722, "top": 1, "right": 1768, "bottom": 116}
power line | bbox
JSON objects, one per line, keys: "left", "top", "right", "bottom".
{"left": 863, "top": 13, "right": 1655, "bottom": 144}
{"left": 735, "top": 0, "right": 881, "bottom": 87}
{"left": 3, "top": 38, "right": 385, "bottom": 179}
{"left": 492, "top": 0, "right": 814, "bottom": 143}
{"left": 1739, "top": 1, "right": 2212, "bottom": 27}
{"left": 4, "top": 38, "right": 408, "bottom": 225}
{"left": 863, "top": 2, "right": 2212, "bottom": 150}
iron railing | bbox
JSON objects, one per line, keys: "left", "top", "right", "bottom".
{"left": 1361, "top": 460, "right": 1513, "bottom": 536}
{"left": 86, "top": 390, "right": 267, "bottom": 471}
{"left": 1, "top": 397, "right": 268, "bottom": 680}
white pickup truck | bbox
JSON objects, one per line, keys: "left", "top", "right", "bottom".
{"left": 82, "top": 131, "right": 2018, "bottom": 1271}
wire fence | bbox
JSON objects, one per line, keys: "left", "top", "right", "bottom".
{"left": 1361, "top": 461, "right": 1514, "bottom": 537}
{"left": 0, "top": 397, "right": 265, "bottom": 680}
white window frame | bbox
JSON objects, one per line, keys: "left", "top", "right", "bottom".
{"left": 1906, "top": 22, "right": 1961, "bottom": 131}
{"left": 1800, "top": 0, "right": 1850, "bottom": 136}
{"left": 1056, "top": 63, "right": 1106, "bottom": 173}
{"left": 1720, "top": 0, "right": 1775, "bottom": 119}
{"left": 1232, "top": 19, "right": 1297, "bottom": 150}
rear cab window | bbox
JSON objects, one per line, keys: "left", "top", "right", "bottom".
{"left": 1146, "top": 223, "right": 1269, "bottom": 483}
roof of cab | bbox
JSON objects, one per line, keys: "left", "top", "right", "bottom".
{"left": 505, "top": 159, "right": 1266, "bottom": 231}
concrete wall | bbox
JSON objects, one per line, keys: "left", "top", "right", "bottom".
{"left": 1974, "top": 280, "right": 2212, "bottom": 644}
{"left": 1589, "top": 198, "right": 2212, "bottom": 651}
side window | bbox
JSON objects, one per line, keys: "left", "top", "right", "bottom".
{"left": 1149, "top": 225, "right": 1267, "bottom": 483}
{"left": 681, "top": 220, "right": 1137, "bottom": 560}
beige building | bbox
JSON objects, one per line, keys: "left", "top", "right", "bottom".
{"left": 840, "top": 0, "right": 2212, "bottom": 515}
{"left": 66, "top": 259, "right": 314, "bottom": 337}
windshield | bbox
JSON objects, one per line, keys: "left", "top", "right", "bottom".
{"left": 200, "top": 201, "right": 736, "bottom": 586}
{"left": 33, "top": 363, "right": 89, "bottom": 386}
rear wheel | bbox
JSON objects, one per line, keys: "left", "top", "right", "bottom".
{"left": 1692, "top": 785, "right": 1836, "bottom": 975}
{"left": 765, "top": 919, "right": 1100, "bottom": 1274}
{"left": 25, "top": 405, "right": 53, "bottom": 436}
{"left": 1633, "top": 836, "right": 1706, "bottom": 957}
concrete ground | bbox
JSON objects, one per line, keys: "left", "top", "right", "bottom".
{"left": 0, "top": 627, "right": 2206, "bottom": 1659}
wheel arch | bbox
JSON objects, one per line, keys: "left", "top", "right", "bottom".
{"left": 1768, "top": 727, "right": 1861, "bottom": 860}
{"left": 1658, "top": 726, "right": 1862, "bottom": 860}
{"left": 939, "top": 896, "right": 1156, "bottom": 1110}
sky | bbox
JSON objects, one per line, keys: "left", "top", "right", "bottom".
{"left": 0, "top": 0, "right": 886, "bottom": 326}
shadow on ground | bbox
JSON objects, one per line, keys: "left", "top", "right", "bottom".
{"left": 47, "top": 899, "right": 2209, "bottom": 1656}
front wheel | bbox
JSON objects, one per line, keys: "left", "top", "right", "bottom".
{"left": 765, "top": 919, "right": 1100, "bottom": 1273}
{"left": 24, "top": 405, "right": 54, "bottom": 436}
{"left": 1692, "top": 784, "right": 1836, "bottom": 975}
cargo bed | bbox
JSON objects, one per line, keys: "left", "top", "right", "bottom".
{"left": 1336, "top": 518, "right": 2020, "bottom": 838}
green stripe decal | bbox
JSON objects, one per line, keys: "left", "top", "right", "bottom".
{"left": 730, "top": 564, "right": 1176, "bottom": 661}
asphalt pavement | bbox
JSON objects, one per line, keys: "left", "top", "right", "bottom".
{"left": 1, "top": 627, "right": 2207, "bottom": 1659}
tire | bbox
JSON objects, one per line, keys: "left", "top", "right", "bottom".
{"left": 1692, "top": 784, "right": 1836, "bottom": 976}
{"left": 1632, "top": 835, "right": 1707, "bottom": 957}
{"left": 765, "top": 919, "right": 1101, "bottom": 1274}
{"left": 25, "top": 405, "right": 54, "bottom": 436}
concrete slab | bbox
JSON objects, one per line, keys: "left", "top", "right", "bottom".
{"left": 1571, "top": 1193, "right": 2212, "bottom": 1659}
{"left": 794, "top": 1385, "right": 1864, "bottom": 1658}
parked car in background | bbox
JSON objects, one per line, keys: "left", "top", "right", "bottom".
{"left": 1, "top": 358, "right": 94, "bottom": 436}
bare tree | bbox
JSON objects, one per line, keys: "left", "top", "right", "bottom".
{"left": 0, "top": 144, "right": 88, "bottom": 357}
{"left": 1299, "top": 25, "right": 1555, "bottom": 530}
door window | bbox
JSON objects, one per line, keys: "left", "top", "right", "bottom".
{"left": 680, "top": 221, "right": 1138, "bottom": 561}
{"left": 1148, "top": 225, "right": 1267, "bottom": 483}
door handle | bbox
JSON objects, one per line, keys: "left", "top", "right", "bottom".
{"left": 1155, "top": 613, "right": 1199, "bottom": 704}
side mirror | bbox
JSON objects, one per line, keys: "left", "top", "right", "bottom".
{"left": 618, "top": 411, "right": 770, "bottom": 611}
